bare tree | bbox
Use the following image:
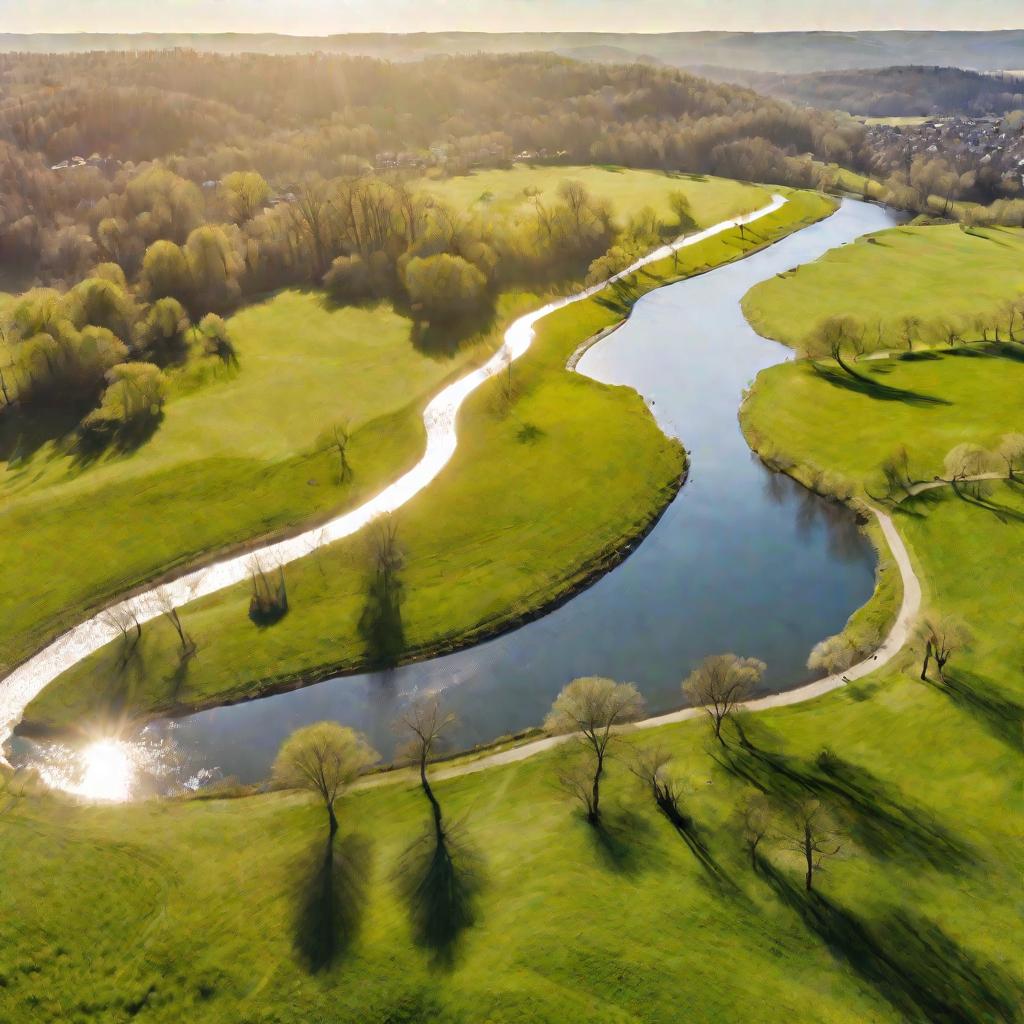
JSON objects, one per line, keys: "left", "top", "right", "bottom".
{"left": 899, "top": 315, "right": 921, "bottom": 352}
{"left": 100, "top": 601, "right": 143, "bottom": 655}
{"left": 876, "top": 445, "right": 916, "bottom": 502}
{"left": 272, "top": 722, "right": 378, "bottom": 837}
{"left": 917, "top": 616, "right": 973, "bottom": 682}
{"left": 154, "top": 588, "right": 195, "bottom": 656}
{"left": 943, "top": 443, "right": 999, "bottom": 499}
{"left": 774, "top": 797, "right": 844, "bottom": 892}
{"left": 683, "top": 653, "right": 766, "bottom": 745}
{"left": 544, "top": 677, "right": 646, "bottom": 824}
{"left": 628, "top": 744, "right": 686, "bottom": 824}
{"left": 396, "top": 695, "right": 456, "bottom": 840}
{"left": 741, "top": 793, "right": 775, "bottom": 871}
{"left": 801, "top": 315, "right": 866, "bottom": 377}
{"left": 328, "top": 421, "right": 352, "bottom": 484}
{"left": 996, "top": 433, "right": 1024, "bottom": 480}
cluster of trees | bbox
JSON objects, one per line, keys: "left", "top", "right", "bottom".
{"left": 0, "top": 268, "right": 233, "bottom": 444}
{"left": 0, "top": 50, "right": 864, "bottom": 296}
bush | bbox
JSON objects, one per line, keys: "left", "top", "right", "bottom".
{"left": 79, "top": 361, "right": 166, "bottom": 444}
{"left": 403, "top": 253, "right": 488, "bottom": 323}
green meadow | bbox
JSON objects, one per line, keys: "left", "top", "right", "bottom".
{"left": 23, "top": 190, "right": 833, "bottom": 731}
{"left": 0, "top": 168, "right": 768, "bottom": 678}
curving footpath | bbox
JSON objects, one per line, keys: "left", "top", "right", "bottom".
{"left": 0, "top": 195, "right": 788, "bottom": 757}
{"left": 359, "top": 506, "right": 921, "bottom": 788}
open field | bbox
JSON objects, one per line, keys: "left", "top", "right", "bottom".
{"left": 3, "top": 480, "right": 1020, "bottom": 1023}
{"left": 23, "top": 190, "right": 835, "bottom": 732}
{"left": 420, "top": 164, "right": 768, "bottom": 226}
{"left": 743, "top": 222, "right": 1024, "bottom": 352}
{"left": 0, "top": 169, "right": 769, "bottom": 678}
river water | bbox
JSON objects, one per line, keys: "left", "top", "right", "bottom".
{"left": 11, "top": 197, "right": 900, "bottom": 796}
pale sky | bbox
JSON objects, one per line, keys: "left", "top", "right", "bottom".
{"left": 0, "top": 0, "right": 1020, "bottom": 36}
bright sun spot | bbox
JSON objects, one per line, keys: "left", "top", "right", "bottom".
{"left": 74, "top": 739, "right": 134, "bottom": 802}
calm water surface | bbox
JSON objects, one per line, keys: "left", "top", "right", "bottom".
{"left": 14, "top": 198, "right": 900, "bottom": 794}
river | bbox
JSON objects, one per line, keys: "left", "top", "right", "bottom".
{"left": 10, "top": 197, "right": 901, "bottom": 798}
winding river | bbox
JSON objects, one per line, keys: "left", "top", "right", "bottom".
{"left": 8, "top": 196, "right": 901, "bottom": 798}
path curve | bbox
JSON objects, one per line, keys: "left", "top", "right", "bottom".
{"left": 0, "top": 195, "right": 788, "bottom": 755}
{"left": 359, "top": 505, "right": 921, "bottom": 788}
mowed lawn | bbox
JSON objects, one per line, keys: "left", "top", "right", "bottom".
{"left": 1, "top": 169, "right": 767, "bottom": 677}
{"left": 25, "top": 191, "right": 835, "bottom": 730}
{"left": 742, "top": 222, "right": 1024, "bottom": 351}
{"left": 420, "top": 164, "right": 768, "bottom": 227}
{"left": 2, "top": 483, "right": 1020, "bottom": 1024}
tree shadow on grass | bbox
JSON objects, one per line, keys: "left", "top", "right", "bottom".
{"left": 951, "top": 482, "right": 1024, "bottom": 524}
{"left": 811, "top": 363, "right": 951, "bottom": 407}
{"left": 758, "top": 856, "right": 1022, "bottom": 1024}
{"left": 653, "top": 798, "right": 740, "bottom": 896}
{"left": 293, "top": 831, "right": 372, "bottom": 973}
{"left": 716, "top": 719, "right": 974, "bottom": 873}
{"left": 586, "top": 807, "right": 656, "bottom": 877}
{"left": 594, "top": 277, "right": 640, "bottom": 318}
{"left": 394, "top": 822, "right": 484, "bottom": 969}
{"left": 358, "top": 569, "right": 405, "bottom": 668}
{"left": 926, "top": 669, "right": 1024, "bottom": 753}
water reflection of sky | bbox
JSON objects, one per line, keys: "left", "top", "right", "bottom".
{"left": 13, "top": 199, "right": 900, "bottom": 800}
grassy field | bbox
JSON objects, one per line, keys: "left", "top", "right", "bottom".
{"left": 2, "top": 484, "right": 1020, "bottom": 1023}
{"left": 4, "top": 207, "right": 1022, "bottom": 1022}
{"left": 743, "top": 221, "right": 1024, "bottom": 352}
{"left": 420, "top": 164, "right": 767, "bottom": 227}
{"left": 0, "top": 169, "right": 769, "bottom": 678}
{"left": 23, "top": 190, "right": 836, "bottom": 732}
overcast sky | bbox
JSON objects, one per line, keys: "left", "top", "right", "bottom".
{"left": 1, "top": 0, "right": 1020, "bottom": 35}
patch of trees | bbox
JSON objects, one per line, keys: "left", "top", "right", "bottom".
{"left": 0, "top": 50, "right": 863, "bottom": 298}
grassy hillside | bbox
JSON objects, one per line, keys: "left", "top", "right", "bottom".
{"left": 742, "top": 222, "right": 1024, "bottom": 353}
{"left": 23, "top": 191, "right": 834, "bottom": 732}
{"left": 2, "top": 487, "right": 1020, "bottom": 1023}
{"left": 0, "top": 170, "right": 767, "bottom": 677}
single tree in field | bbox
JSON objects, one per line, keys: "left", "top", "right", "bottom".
{"left": 545, "top": 677, "right": 646, "bottom": 824}
{"left": 943, "top": 443, "right": 999, "bottom": 499}
{"left": 996, "top": 433, "right": 1024, "bottom": 480}
{"left": 100, "top": 602, "right": 143, "bottom": 661}
{"left": 272, "top": 722, "right": 378, "bottom": 838}
{"left": 683, "top": 653, "right": 766, "bottom": 745}
{"left": 801, "top": 315, "right": 866, "bottom": 378}
{"left": 396, "top": 696, "right": 456, "bottom": 840}
{"left": 899, "top": 315, "right": 921, "bottom": 352}
{"left": 668, "top": 190, "right": 694, "bottom": 233}
{"left": 917, "top": 616, "right": 972, "bottom": 683}
{"left": 740, "top": 793, "right": 775, "bottom": 871}
{"left": 628, "top": 744, "right": 685, "bottom": 824}
{"left": 329, "top": 422, "right": 352, "bottom": 484}
{"left": 154, "top": 589, "right": 195, "bottom": 656}
{"left": 775, "top": 797, "right": 844, "bottom": 892}
{"left": 875, "top": 445, "right": 916, "bottom": 502}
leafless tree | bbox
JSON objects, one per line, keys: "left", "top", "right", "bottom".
{"left": 545, "top": 677, "right": 646, "bottom": 824}
{"left": 100, "top": 601, "right": 143, "bottom": 661}
{"left": 154, "top": 588, "right": 195, "bottom": 656}
{"left": 328, "top": 421, "right": 352, "bottom": 484}
{"left": 801, "top": 315, "right": 866, "bottom": 377}
{"left": 996, "top": 433, "right": 1024, "bottom": 480}
{"left": 917, "top": 616, "right": 973, "bottom": 683}
{"left": 774, "top": 797, "right": 844, "bottom": 892}
{"left": 683, "top": 653, "right": 766, "bottom": 745}
{"left": 741, "top": 793, "right": 775, "bottom": 871}
{"left": 396, "top": 695, "right": 457, "bottom": 840}
{"left": 628, "top": 744, "right": 685, "bottom": 823}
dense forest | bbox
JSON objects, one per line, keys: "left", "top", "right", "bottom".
{"left": 695, "top": 66, "right": 1024, "bottom": 118}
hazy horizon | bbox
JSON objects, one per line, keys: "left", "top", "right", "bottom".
{"left": 0, "top": 0, "right": 1020, "bottom": 37}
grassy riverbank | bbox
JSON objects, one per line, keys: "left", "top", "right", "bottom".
{"left": 2, "top": 482, "right": 1020, "bottom": 1023}
{"left": 23, "top": 190, "right": 835, "bottom": 732}
{"left": 742, "top": 222, "right": 1024, "bottom": 353}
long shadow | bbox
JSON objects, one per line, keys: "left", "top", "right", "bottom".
{"left": 653, "top": 799, "right": 738, "bottom": 894}
{"left": 293, "top": 831, "right": 372, "bottom": 972}
{"left": 758, "top": 857, "right": 1022, "bottom": 1024}
{"left": 718, "top": 721, "right": 973, "bottom": 872}
{"left": 358, "top": 568, "right": 405, "bottom": 667}
{"left": 811, "top": 363, "right": 951, "bottom": 407}
{"left": 951, "top": 483, "right": 1024, "bottom": 524}
{"left": 0, "top": 401, "right": 84, "bottom": 466}
{"left": 587, "top": 808, "right": 656, "bottom": 877}
{"left": 594, "top": 277, "right": 640, "bottom": 317}
{"left": 927, "top": 669, "right": 1024, "bottom": 752}
{"left": 394, "top": 823, "right": 484, "bottom": 968}
{"left": 407, "top": 305, "right": 497, "bottom": 359}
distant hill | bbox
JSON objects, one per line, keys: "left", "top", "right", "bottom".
{"left": 689, "top": 65, "right": 1024, "bottom": 117}
{"left": 1, "top": 30, "right": 1022, "bottom": 74}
